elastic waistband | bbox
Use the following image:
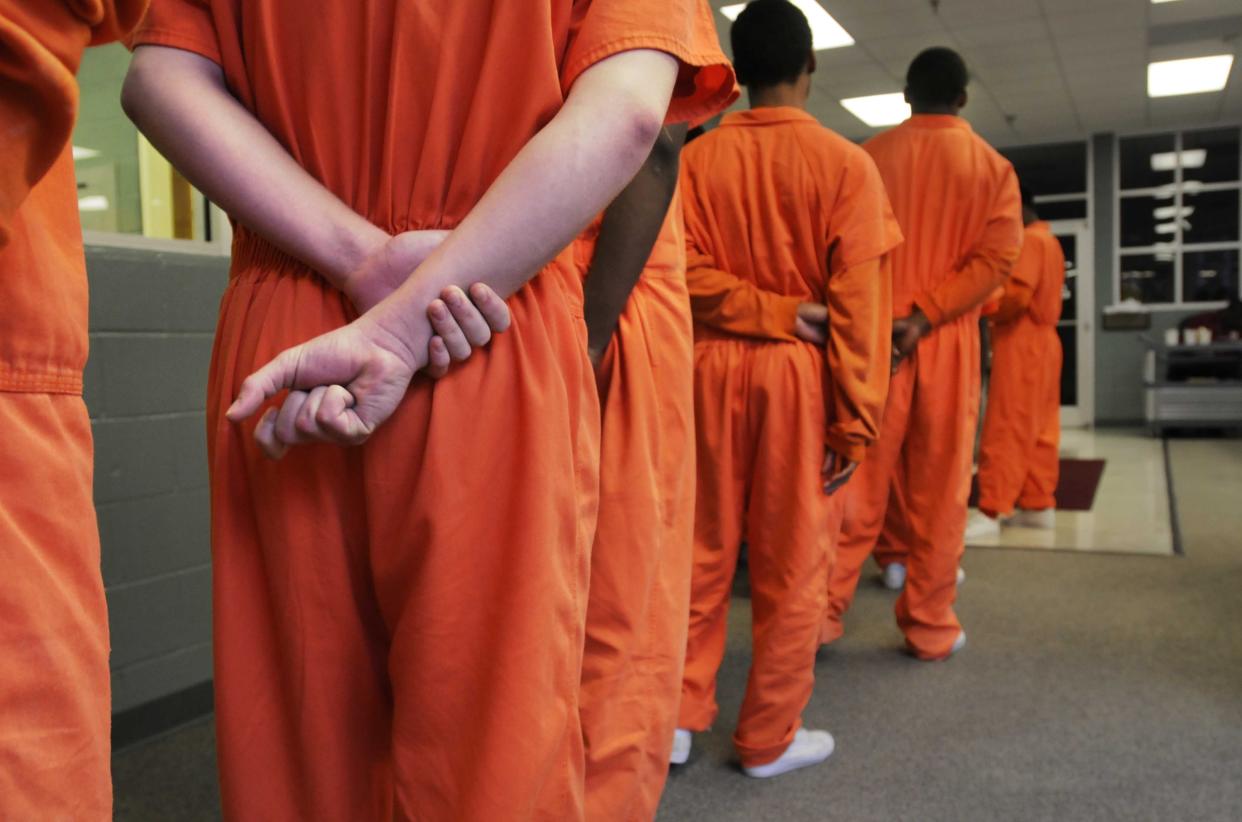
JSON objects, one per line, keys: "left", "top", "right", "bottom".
{"left": 0, "top": 366, "right": 83, "bottom": 396}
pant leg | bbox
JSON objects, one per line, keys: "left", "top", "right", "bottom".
{"left": 1018, "top": 327, "right": 1062, "bottom": 511}
{"left": 679, "top": 339, "right": 749, "bottom": 733}
{"left": 0, "top": 393, "right": 110, "bottom": 821}
{"left": 364, "top": 259, "right": 599, "bottom": 822}
{"left": 581, "top": 273, "right": 695, "bottom": 822}
{"left": 734, "top": 342, "right": 831, "bottom": 767}
{"left": 824, "top": 363, "right": 914, "bottom": 643}
{"left": 977, "top": 320, "right": 1043, "bottom": 518}
{"left": 207, "top": 266, "right": 394, "bottom": 822}
{"left": 872, "top": 476, "right": 911, "bottom": 570}
{"left": 895, "top": 321, "right": 978, "bottom": 659}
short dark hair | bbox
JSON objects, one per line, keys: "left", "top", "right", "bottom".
{"left": 906, "top": 47, "right": 969, "bottom": 107}
{"left": 1020, "top": 184, "right": 1036, "bottom": 209}
{"left": 731, "top": 0, "right": 813, "bottom": 89}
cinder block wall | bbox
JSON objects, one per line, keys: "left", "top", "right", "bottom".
{"left": 85, "top": 244, "right": 228, "bottom": 716}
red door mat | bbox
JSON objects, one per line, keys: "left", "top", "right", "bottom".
{"left": 969, "top": 459, "right": 1106, "bottom": 512}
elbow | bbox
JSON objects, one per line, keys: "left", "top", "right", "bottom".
{"left": 615, "top": 95, "right": 668, "bottom": 171}
{"left": 120, "top": 51, "right": 157, "bottom": 124}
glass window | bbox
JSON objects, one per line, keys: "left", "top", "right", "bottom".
{"left": 1119, "top": 133, "right": 1176, "bottom": 190}
{"left": 1034, "top": 199, "right": 1088, "bottom": 221}
{"left": 1120, "top": 194, "right": 1175, "bottom": 248}
{"left": 1001, "top": 142, "right": 1088, "bottom": 197}
{"left": 1182, "top": 128, "right": 1241, "bottom": 185}
{"left": 1056, "top": 234, "right": 1078, "bottom": 323}
{"left": 74, "top": 44, "right": 214, "bottom": 243}
{"left": 1119, "top": 253, "right": 1175, "bottom": 305}
{"left": 1182, "top": 249, "right": 1239, "bottom": 304}
{"left": 1182, "top": 188, "right": 1240, "bottom": 245}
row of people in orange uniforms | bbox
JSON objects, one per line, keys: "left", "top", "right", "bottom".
{"left": 122, "top": 1, "right": 737, "bottom": 820}
{"left": 823, "top": 46, "right": 1024, "bottom": 661}
{"left": 674, "top": 0, "right": 901, "bottom": 778}
{"left": 0, "top": 2, "right": 151, "bottom": 818}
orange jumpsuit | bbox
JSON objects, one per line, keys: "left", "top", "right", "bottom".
{"left": 132, "top": 2, "right": 734, "bottom": 819}
{"left": 825, "top": 115, "right": 1022, "bottom": 660}
{"left": 576, "top": 188, "right": 725, "bottom": 821}
{"left": 678, "top": 107, "right": 899, "bottom": 766}
{"left": 977, "top": 221, "right": 1065, "bottom": 517}
{"left": 0, "top": 2, "right": 147, "bottom": 818}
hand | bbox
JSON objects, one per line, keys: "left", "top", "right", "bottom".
{"left": 342, "top": 230, "right": 450, "bottom": 313}
{"left": 795, "top": 301, "right": 828, "bottom": 346}
{"left": 891, "top": 309, "right": 932, "bottom": 373}
{"left": 422, "top": 284, "right": 511, "bottom": 378}
{"left": 822, "top": 449, "right": 857, "bottom": 496}
{"left": 225, "top": 314, "right": 422, "bottom": 459}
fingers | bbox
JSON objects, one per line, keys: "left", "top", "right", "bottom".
{"left": 227, "top": 346, "right": 302, "bottom": 422}
{"left": 424, "top": 336, "right": 451, "bottom": 379}
{"left": 427, "top": 298, "right": 472, "bottom": 361}
{"left": 469, "top": 283, "right": 511, "bottom": 332}
{"left": 442, "top": 286, "right": 494, "bottom": 347}
{"left": 252, "top": 384, "right": 367, "bottom": 459}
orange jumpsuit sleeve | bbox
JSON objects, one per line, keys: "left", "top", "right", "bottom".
{"left": 913, "top": 163, "right": 1023, "bottom": 327}
{"left": 822, "top": 150, "right": 902, "bottom": 463}
{"left": 993, "top": 231, "right": 1040, "bottom": 324}
{"left": 0, "top": 0, "right": 146, "bottom": 246}
{"left": 562, "top": 0, "right": 737, "bottom": 127}
{"left": 682, "top": 199, "right": 801, "bottom": 341}
{"left": 127, "top": 0, "right": 220, "bottom": 63}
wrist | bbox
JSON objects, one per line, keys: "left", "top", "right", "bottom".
{"left": 357, "top": 290, "right": 430, "bottom": 373}
{"left": 332, "top": 223, "right": 390, "bottom": 291}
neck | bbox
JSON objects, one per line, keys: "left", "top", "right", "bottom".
{"left": 911, "top": 104, "right": 958, "bottom": 116}
{"left": 749, "top": 83, "right": 806, "bottom": 111}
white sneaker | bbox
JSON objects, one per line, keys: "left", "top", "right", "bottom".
{"left": 670, "top": 729, "right": 692, "bottom": 765}
{"left": 964, "top": 510, "right": 1001, "bottom": 541}
{"left": 742, "top": 728, "right": 835, "bottom": 779}
{"left": 1010, "top": 508, "right": 1055, "bottom": 529}
{"left": 956, "top": 566, "right": 966, "bottom": 585}
{"left": 882, "top": 562, "right": 906, "bottom": 591}
{"left": 950, "top": 630, "right": 967, "bottom": 656}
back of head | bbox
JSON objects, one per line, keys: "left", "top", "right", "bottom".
{"left": 730, "top": 0, "right": 813, "bottom": 89}
{"left": 905, "top": 46, "right": 969, "bottom": 109}
{"left": 1021, "top": 184, "right": 1038, "bottom": 224}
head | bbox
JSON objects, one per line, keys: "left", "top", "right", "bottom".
{"left": 904, "top": 47, "right": 969, "bottom": 114}
{"left": 731, "top": 0, "right": 816, "bottom": 107}
{"left": 1021, "top": 185, "right": 1038, "bottom": 225}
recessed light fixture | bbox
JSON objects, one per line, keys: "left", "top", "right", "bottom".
{"left": 720, "top": 0, "right": 854, "bottom": 50}
{"left": 72, "top": 146, "right": 99, "bottom": 160}
{"left": 1150, "top": 149, "right": 1207, "bottom": 171}
{"left": 1147, "top": 55, "right": 1234, "bottom": 97}
{"left": 840, "top": 93, "right": 911, "bottom": 127}
{"left": 1150, "top": 0, "right": 1182, "bottom": 4}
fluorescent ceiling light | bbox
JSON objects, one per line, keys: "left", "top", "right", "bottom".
{"left": 1153, "top": 205, "right": 1195, "bottom": 220}
{"left": 78, "top": 195, "right": 109, "bottom": 212}
{"left": 1150, "top": 149, "right": 1206, "bottom": 171}
{"left": 72, "top": 146, "right": 99, "bottom": 160}
{"left": 841, "top": 93, "right": 911, "bottom": 127}
{"left": 720, "top": 0, "right": 854, "bottom": 50}
{"left": 1147, "top": 55, "right": 1234, "bottom": 97}
{"left": 1151, "top": 0, "right": 1182, "bottom": 4}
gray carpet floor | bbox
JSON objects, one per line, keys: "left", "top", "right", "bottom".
{"left": 113, "top": 438, "right": 1242, "bottom": 821}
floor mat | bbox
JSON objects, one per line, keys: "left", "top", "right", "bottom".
{"left": 968, "top": 458, "right": 1106, "bottom": 511}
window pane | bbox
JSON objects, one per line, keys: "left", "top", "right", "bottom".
{"left": 1182, "top": 128, "right": 1240, "bottom": 185}
{"left": 1033, "top": 199, "right": 1088, "bottom": 221}
{"left": 1000, "top": 142, "right": 1088, "bottom": 197}
{"left": 1119, "top": 253, "right": 1175, "bottom": 305}
{"left": 1182, "top": 248, "right": 1239, "bottom": 303}
{"left": 1058, "top": 326, "right": 1077, "bottom": 406}
{"left": 1119, "top": 133, "right": 1175, "bottom": 190}
{"left": 1055, "top": 234, "right": 1078, "bottom": 322}
{"left": 1182, "top": 188, "right": 1240, "bottom": 245}
{"left": 1120, "top": 194, "right": 1176, "bottom": 248}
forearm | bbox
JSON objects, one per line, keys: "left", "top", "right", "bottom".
{"left": 915, "top": 245, "right": 1018, "bottom": 327}
{"left": 825, "top": 255, "right": 892, "bottom": 462}
{"left": 582, "top": 124, "right": 686, "bottom": 356}
{"left": 686, "top": 259, "right": 801, "bottom": 340}
{"left": 122, "top": 46, "right": 386, "bottom": 287}
{"left": 993, "top": 280, "right": 1035, "bottom": 324}
{"left": 366, "top": 49, "right": 678, "bottom": 363}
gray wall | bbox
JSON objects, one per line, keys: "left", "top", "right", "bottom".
{"left": 1089, "top": 135, "right": 1196, "bottom": 425}
{"left": 85, "top": 245, "right": 227, "bottom": 714}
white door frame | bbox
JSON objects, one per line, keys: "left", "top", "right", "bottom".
{"left": 1050, "top": 219, "right": 1095, "bottom": 428}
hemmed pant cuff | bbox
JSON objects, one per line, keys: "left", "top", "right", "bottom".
{"left": 735, "top": 719, "right": 801, "bottom": 768}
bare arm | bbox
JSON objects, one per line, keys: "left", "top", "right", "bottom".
{"left": 229, "top": 49, "right": 681, "bottom": 456}
{"left": 582, "top": 123, "right": 687, "bottom": 361}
